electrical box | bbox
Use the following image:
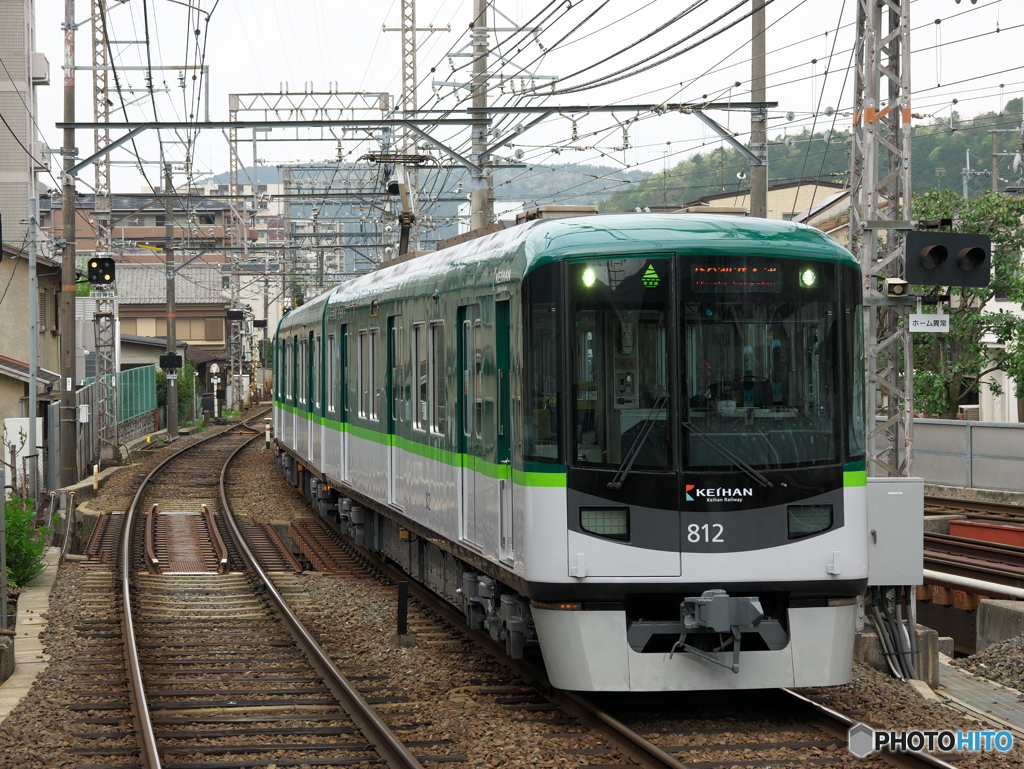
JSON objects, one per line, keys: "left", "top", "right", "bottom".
{"left": 867, "top": 476, "right": 924, "bottom": 586}
{"left": 78, "top": 404, "right": 89, "bottom": 423}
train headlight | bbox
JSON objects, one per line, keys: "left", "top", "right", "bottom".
{"left": 582, "top": 267, "right": 598, "bottom": 288}
{"left": 787, "top": 504, "right": 833, "bottom": 539}
{"left": 799, "top": 268, "right": 817, "bottom": 288}
{"left": 580, "top": 506, "right": 629, "bottom": 541}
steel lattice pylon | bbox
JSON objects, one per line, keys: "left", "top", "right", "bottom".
{"left": 400, "top": 0, "right": 421, "bottom": 252}
{"left": 91, "top": 0, "right": 110, "bottom": 248}
{"left": 229, "top": 319, "right": 243, "bottom": 411}
{"left": 93, "top": 290, "right": 119, "bottom": 460}
{"left": 850, "top": 0, "right": 914, "bottom": 477}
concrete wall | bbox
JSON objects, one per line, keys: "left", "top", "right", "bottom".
{"left": 977, "top": 600, "right": 1024, "bottom": 653}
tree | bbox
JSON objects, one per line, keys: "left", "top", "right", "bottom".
{"left": 910, "top": 190, "right": 1024, "bottom": 418}
{"left": 4, "top": 494, "right": 49, "bottom": 588}
{"left": 156, "top": 359, "right": 198, "bottom": 420}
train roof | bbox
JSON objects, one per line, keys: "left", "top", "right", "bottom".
{"left": 279, "top": 213, "right": 856, "bottom": 330}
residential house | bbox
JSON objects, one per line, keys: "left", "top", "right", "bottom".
{"left": 681, "top": 179, "right": 847, "bottom": 221}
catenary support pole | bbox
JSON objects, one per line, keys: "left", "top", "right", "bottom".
{"left": 164, "top": 163, "right": 178, "bottom": 439}
{"left": 750, "top": 0, "right": 768, "bottom": 218}
{"left": 469, "top": 0, "right": 492, "bottom": 230}
{"left": 59, "top": 0, "right": 78, "bottom": 486}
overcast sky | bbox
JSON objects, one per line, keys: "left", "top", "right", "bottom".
{"left": 28, "top": 0, "right": 1024, "bottom": 199}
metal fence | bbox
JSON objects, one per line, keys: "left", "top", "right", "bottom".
{"left": 117, "top": 365, "right": 156, "bottom": 423}
{"left": 913, "top": 419, "right": 1024, "bottom": 492}
{"left": 73, "top": 365, "right": 158, "bottom": 478}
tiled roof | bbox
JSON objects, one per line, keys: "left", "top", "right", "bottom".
{"left": 115, "top": 263, "right": 228, "bottom": 305}
{"left": 0, "top": 355, "right": 59, "bottom": 385}
{"left": 186, "top": 346, "right": 228, "bottom": 365}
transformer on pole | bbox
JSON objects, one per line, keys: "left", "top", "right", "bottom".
{"left": 849, "top": 0, "right": 914, "bottom": 477}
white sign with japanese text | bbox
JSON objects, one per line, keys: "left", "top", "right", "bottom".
{"left": 909, "top": 313, "right": 949, "bottom": 333}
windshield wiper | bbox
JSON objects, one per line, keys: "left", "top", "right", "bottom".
{"left": 682, "top": 420, "right": 773, "bottom": 488}
{"left": 608, "top": 395, "right": 668, "bottom": 490}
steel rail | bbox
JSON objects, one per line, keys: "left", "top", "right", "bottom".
{"left": 218, "top": 433, "right": 426, "bottom": 769}
{"left": 781, "top": 689, "right": 960, "bottom": 769}
{"left": 121, "top": 414, "right": 270, "bottom": 769}
{"left": 925, "top": 496, "right": 1024, "bottom": 519}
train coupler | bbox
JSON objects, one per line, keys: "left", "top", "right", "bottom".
{"left": 667, "top": 590, "right": 785, "bottom": 674}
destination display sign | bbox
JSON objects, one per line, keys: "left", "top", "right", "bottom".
{"left": 690, "top": 261, "right": 784, "bottom": 292}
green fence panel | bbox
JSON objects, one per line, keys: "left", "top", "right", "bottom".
{"left": 118, "top": 365, "right": 156, "bottom": 423}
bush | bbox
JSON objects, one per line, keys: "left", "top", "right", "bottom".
{"left": 4, "top": 495, "right": 50, "bottom": 588}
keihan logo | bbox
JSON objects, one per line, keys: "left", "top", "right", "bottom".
{"left": 684, "top": 484, "right": 753, "bottom": 502}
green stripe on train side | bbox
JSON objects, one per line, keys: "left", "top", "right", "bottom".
{"left": 279, "top": 402, "right": 858, "bottom": 492}
{"left": 843, "top": 470, "right": 867, "bottom": 487}
{"left": 275, "top": 402, "right": 562, "bottom": 487}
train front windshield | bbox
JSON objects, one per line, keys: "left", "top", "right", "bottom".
{"left": 682, "top": 258, "right": 844, "bottom": 469}
{"left": 523, "top": 255, "right": 864, "bottom": 471}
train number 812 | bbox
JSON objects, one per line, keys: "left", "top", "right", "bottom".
{"left": 687, "top": 523, "right": 725, "bottom": 543}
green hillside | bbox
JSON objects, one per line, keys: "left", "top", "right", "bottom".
{"left": 601, "top": 99, "right": 1024, "bottom": 213}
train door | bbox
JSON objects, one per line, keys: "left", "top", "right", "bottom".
{"left": 458, "top": 304, "right": 483, "bottom": 546}
{"left": 387, "top": 316, "right": 402, "bottom": 507}
{"left": 496, "top": 300, "right": 514, "bottom": 563}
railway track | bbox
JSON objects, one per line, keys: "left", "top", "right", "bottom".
{"left": 61, "top": 434, "right": 978, "bottom": 768}
{"left": 924, "top": 532, "right": 1024, "bottom": 595}
{"left": 925, "top": 495, "right": 1024, "bottom": 522}
{"left": 338, "top": 540, "right": 960, "bottom": 769}
{"left": 69, "top": 414, "right": 433, "bottom": 769}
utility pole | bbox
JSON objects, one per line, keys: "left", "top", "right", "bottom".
{"left": 28, "top": 200, "right": 38, "bottom": 499}
{"left": 989, "top": 128, "right": 1017, "bottom": 193}
{"left": 750, "top": 0, "right": 768, "bottom": 218}
{"left": 469, "top": 0, "right": 492, "bottom": 230}
{"left": 164, "top": 163, "right": 178, "bottom": 439}
{"left": 59, "top": 0, "right": 79, "bottom": 487}
{"left": 850, "top": 0, "right": 913, "bottom": 477}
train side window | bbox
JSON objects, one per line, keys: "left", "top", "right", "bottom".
{"left": 339, "top": 326, "right": 348, "bottom": 418}
{"left": 370, "top": 327, "right": 381, "bottom": 421}
{"left": 474, "top": 319, "right": 483, "bottom": 439}
{"left": 523, "top": 261, "right": 562, "bottom": 463}
{"left": 390, "top": 323, "right": 403, "bottom": 423}
{"left": 413, "top": 323, "right": 427, "bottom": 430}
{"left": 288, "top": 339, "right": 295, "bottom": 403}
{"left": 314, "top": 335, "right": 321, "bottom": 410}
{"left": 358, "top": 330, "right": 369, "bottom": 418}
{"left": 327, "top": 334, "right": 337, "bottom": 414}
{"left": 462, "top": 319, "right": 475, "bottom": 437}
{"left": 299, "top": 338, "right": 307, "bottom": 406}
{"left": 431, "top": 321, "right": 446, "bottom": 434}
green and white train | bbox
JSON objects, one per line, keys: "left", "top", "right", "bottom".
{"left": 274, "top": 213, "right": 869, "bottom": 691}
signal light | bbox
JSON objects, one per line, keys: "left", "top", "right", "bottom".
{"left": 159, "top": 353, "right": 183, "bottom": 370}
{"left": 87, "top": 257, "right": 115, "bottom": 284}
{"left": 226, "top": 308, "right": 245, "bottom": 320}
{"left": 905, "top": 231, "right": 991, "bottom": 288}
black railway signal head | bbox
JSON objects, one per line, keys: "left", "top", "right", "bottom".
{"left": 87, "top": 257, "right": 115, "bottom": 284}
{"left": 905, "top": 231, "right": 991, "bottom": 288}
